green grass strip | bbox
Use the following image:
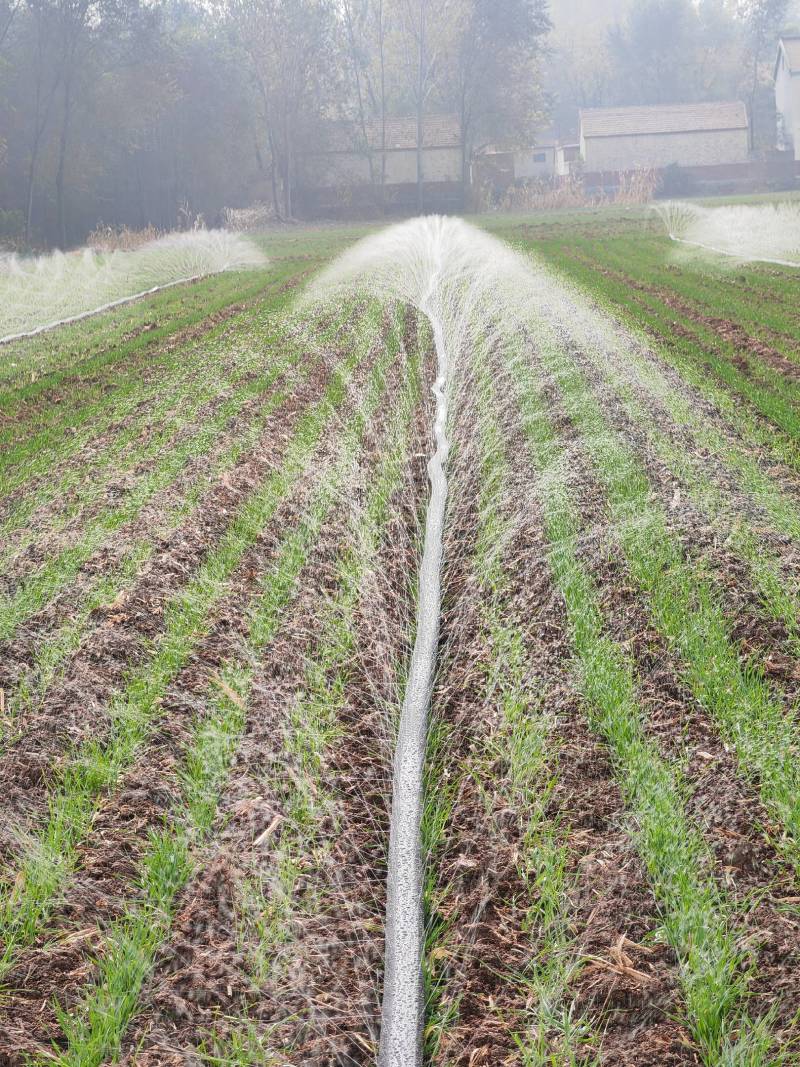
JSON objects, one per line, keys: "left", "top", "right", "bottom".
{"left": 557, "top": 306, "right": 800, "bottom": 655}
{"left": 0, "top": 307, "right": 379, "bottom": 976}
{"left": 40, "top": 326, "right": 414, "bottom": 1067}
{"left": 533, "top": 246, "right": 800, "bottom": 472}
{"left": 507, "top": 344, "right": 782, "bottom": 1065}
{"left": 530, "top": 313, "right": 800, "bottom": 880}
{"left": 0, "top": 271, "right": 300, "bottom": 518}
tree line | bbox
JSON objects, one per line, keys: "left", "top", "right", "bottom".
{"left": 0, "top": 0, "right": 794, "bottom": 248}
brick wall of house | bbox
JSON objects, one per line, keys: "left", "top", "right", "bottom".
{"left": 582, "top": 128, "right": 750, "bottom": 171}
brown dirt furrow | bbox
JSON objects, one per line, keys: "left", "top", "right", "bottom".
{"left": 0, "top": 270, "right": 317, "bottom": 537}
{"left": 563, "top": 250, "right": 800, "bottom": 382}
{"left": 0, "top": 322, "right": 394, "bottom": 1062}
{"left": 530, "top": 340, "right": 800, "bottom": 1044}
{"left": 0, "top": 343, "right": 337, "bottom": 846}
{"left": 430, "top": 359, "right": 691, "bottom": 1066}
{"left": 119, "top": 315, "right": 422, "bottom": 1066}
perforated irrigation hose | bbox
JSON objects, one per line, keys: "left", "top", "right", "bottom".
{"left": 379, "top": 293, "right": 449, "bottom": 1067}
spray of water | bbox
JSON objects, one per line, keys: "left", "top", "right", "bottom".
{"left": 655, "top": 200, "right": 800, "bottom": 267}
{"left": 0, "top": 229, "right": 267, "bottom": 344}
{"left": 307, "top": 215, "right": 542, "bottom": 1066}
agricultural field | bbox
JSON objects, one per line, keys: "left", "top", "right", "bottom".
{"left": 1, "top": 203, "right": 800, "bottom": 1067}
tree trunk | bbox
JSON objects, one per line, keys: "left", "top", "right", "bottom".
{"left": 416, "top": 0, "right": 426, "bottom": 214}
{"left": 56, "top": 76, "right": 73, "bottom": 249}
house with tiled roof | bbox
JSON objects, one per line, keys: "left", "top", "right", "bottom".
{"left": 775, "top": 36, "right": 800, "bottom": 159}
{"left": 578, "top": 102, "right": 750, "bottom": 173}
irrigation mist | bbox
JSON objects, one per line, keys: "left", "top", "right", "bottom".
{"left": 308, "top": 216, "right": 545, "bottom": 1066}
{"left": 0, "top": 229, "right": 267, "bottom": 344}
{"left": 656, "top": 200, "right": 800, "bottom": 267}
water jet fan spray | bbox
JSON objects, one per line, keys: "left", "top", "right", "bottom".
{"left": 307, "top": 216, "right": 535, "bottom": 1065}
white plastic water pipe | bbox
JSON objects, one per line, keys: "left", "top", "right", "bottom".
{"left": 667, "top": 234, "right": 800, "bottom": 269}
{"left": 0, "top": 273, "right": 208, "bottom": 346}
{"left": 379, "top": 284, "right": 450, "bottom": 1067}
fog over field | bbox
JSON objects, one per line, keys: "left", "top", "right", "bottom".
{"left": 2, "top": 1, "right": 800, "bottom": 1065}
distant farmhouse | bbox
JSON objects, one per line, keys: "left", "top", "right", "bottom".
{"left": 297, "top": 114, "right": 463, "bottom": 218}
{"left": 775, "top": 35, "right": 800, "bottom": 160}
{"left": 579, "top": 102, "right": 750, "bottom": 171}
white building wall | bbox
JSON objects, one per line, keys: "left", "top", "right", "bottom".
{"left": 776, "top": 62, "right": 800, "bottom": 159}
{"left": 515, "top": 146, "right": 556, "bottom": 179}
{"left": 582, "top": 127, "right": 750, "bottom": 171}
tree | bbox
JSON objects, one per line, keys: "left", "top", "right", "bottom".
{"left": 738, "top": 0, "right": 789, "bottom": 148}
{"left": 222, "top": 0, "right": 337, "bottom": 218}
{"left": 450, "top": 0, "right": 550, "bottom": 177}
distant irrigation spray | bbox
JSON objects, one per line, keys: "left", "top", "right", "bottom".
{"left": 0, "top": 230, "right": 267, "bottom": 344}
{"left": 655, "top": 200, "right": 800, "bottom": 268}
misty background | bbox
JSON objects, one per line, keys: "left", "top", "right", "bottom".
{"left": 1, "top": 0, "right": 799, "bottom": 248}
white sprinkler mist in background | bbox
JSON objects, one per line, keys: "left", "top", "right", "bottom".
{"left": 656, "top": 200, "right": 800, "bottom": 268}
{"left": 0, "top": 230, "right": 267, "bottom": 343}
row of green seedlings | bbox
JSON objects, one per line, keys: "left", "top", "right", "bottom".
{"left": 0, "top": 310, "right": 332, "bottom": 753}
{"left": 421, "top": 343, "right": 600, "bottom": 1064}
{"left": 560, "top": 238, "right": 800, "bottom": 399}
{"left": 32, "top": 316, "right": 406, "bottom": 1067}
{"left": 572, "top": 235, "right": 800, "bottom": 369}
{"left": 506, "top": 328, "right": 792, "bottom": 1063}
{"left": 560, "top": 298, "right": 800, "bottom": 658}
{"left": 546, "top": 242, "right": 800, "bottom": 447}
{"left": 535, "top": 246, "right": 800, "bottom": 472}
{"left": 0, "top": 303, "right": 357, "bottom": 692}
{"left": 0, "top": 263, "right": 303, "bottom": 547}
{"left": 202, "top": 336, "right": 421, "bottom": 1065}
{"left": 530, "top": 306, "right": 800, "bottom": 880}
{"left": 0, "top": 261, "right": 279, "bottom": 393}
{"left": 0, "top": 304, "right": 384, "bottom": 978}
{"left": 0, "top": 259, "right": 288, "bottom": 431}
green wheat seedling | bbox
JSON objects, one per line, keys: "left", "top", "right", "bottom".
{"left": 35, "top": 327, "right": 400, "bottom": 1067}
{"left": 506, "top": 346, "right": 783, "bottom": 1065}
{"left": 531, "top": 316, "right": 800, "bottom": 880}
{"left": 0, "top": 314, "right": 375, "bottom": 977}
{"left": 537, "top": 251, "right": 800, "bottom": 470}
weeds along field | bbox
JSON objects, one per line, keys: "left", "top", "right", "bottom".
{"left": 1, "top": 208, "right": 800, "bottom": 1067}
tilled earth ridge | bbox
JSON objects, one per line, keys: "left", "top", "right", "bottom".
{"left": 428, "top": 354, "right": 692, "bottom": 1066}
{"left": 524, "top": 344, "right": 800, "bottom": 1050}
{"left": 119, "top": 315, "right": 427, "bottom": 1065}
{"left": 0, "top": 318, "right": 394, "bottom": 1062}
